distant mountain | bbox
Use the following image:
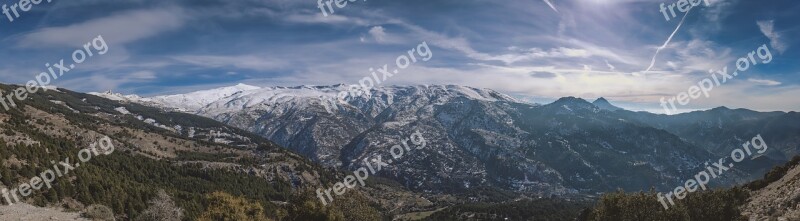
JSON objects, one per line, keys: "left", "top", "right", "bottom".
{"left": 620, "top": 107, "right": 796, "bottom": 176}
{"left": 592, "top": 97, "right": 622, "bottom": 111}
{"left": 101, "top": 84, "right": 800, "bottom": 196}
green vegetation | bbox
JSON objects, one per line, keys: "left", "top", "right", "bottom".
{"left": 579, "top": 189, "right": 749, "bottom": 221}
{"left": 198, "top": 192, "right": 270, "bottom": 221}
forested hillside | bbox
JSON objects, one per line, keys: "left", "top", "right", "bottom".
{"left": 0, "top": 83, "right": 386, "bottom": 220}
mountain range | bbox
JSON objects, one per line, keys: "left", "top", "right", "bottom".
{"left": 91, "top": 83, "right": 800, "bottom": 196}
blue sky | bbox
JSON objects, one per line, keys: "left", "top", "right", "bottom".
{"left": 0, "top": 0, "right": 798, "bottom": 113}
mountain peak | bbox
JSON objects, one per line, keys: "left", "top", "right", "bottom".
{"left": 553, "top": 96, "right": 591, "bottom": 105}
{"left": 711, "top": 106, "right": 731, "bottom": 111}
{"left": 142, "top": 83, "right": 263, "bottom": 111}
{"left": 592, "top": 97, "right": 623, "bottom": 111}
{"left": 546, "top": 97, "right": 597, "bottom": 112}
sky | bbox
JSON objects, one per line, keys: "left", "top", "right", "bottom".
{"left": 0, "top": 0, "right": 798, "bottom": 113}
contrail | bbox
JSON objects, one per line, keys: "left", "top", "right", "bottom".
{"left": 644, "top": 7, "right": 692, "bottom": 73}
{"left": 543, "top": 0, "right": 559, "bottom": 13}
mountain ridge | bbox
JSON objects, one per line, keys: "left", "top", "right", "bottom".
{"left": 89, "top": 83, "right": 800, "bottom": 196}
{"left": 91, "top": 83, "right": 780, "bottom": 116}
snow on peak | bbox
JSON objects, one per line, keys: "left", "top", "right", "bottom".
{"left": 232, "top": 83, "right": 261, "bottom": 90}
{"left": 439, "top": 85, "right": 518, "bottom": 102}
{"left": 91, "top": 84, "right": 523, "bottom": 116}
{"left": 144, "top": 83, "right": 262, "bottom": 111}
{"left": 89, "top": 91, "right": 142, "bottom": 102}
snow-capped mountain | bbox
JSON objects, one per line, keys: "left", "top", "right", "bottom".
{"left": 148, "top": 83, "right": 262, "bottom": 111}
{"left": 95, "top": 84, "right": 799, "bottom": 195}
{"left": 88, "top": 91, "right": 144, "bottom": 102}
{"left": 91, "top": 83, "right": 262, "bottom": 112}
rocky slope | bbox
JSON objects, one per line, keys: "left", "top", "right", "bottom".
{"left": 742, "top": 157, "right": 800, "bottom": 220}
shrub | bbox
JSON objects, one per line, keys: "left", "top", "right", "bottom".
{"left": 84, "top": 204, "right": 115, "bottom": 221}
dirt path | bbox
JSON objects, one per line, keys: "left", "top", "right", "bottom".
{"left": 0, "top": 203, "right": 88, "bottom": 220}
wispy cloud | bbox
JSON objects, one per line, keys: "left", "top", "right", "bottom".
{"left": 284, "top": 12, "right": 368, "bottom": 25}
{"left": 172, "top": 55, "right": 288, "bottom": 71}
{"left": 748, "top": 78, "right": 782, "bottom": 86}
{"left": 59, "top": 70, "right": 158, "bottom": 92}
{"left": 605, "top": 60, "right": 615, "bottom": 71}
{"left": 757, "top": 20, "right": 788, "bottom": 53}
{"left": 16, "top": 8, "right": 185, "bottom": 48}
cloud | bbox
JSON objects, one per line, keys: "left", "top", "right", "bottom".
{"left": 757, "top": 20, "right": 788, "bottom": 53}
{"left": 59, "top": 70, "right": 158, "bottom": 92}
{"left": 488, "top": 47, "right": 593, "bottom": 64}
{"left": 382, "top": 17, "right": 635, "bottom": 66}
{"left": 16, "top": 8, "right": 185, "bottom": 48}
{"left": 529, "top": 71, "right": 558, "bottom": 78}
{"left": 665, "top": 39, "right": 733, "bottom": 74}
{"left": 285, "top": 13, "right": 347, "bottom": 23}
{"left": 748, "top": 78, "right": 782, "bottom": 86}
{"left": 172, "top": 55, "right": 287, "bottom": 71}
{"left": 605, "top": 60, "right": 615, "bottom": 71}
{"left": 369, "top": 26, "right": 387, "bottom": 42}
{"left": 128, "top": 71, "right": 157, "bottom": 80}
{"left": 284, "top": 12, "right": 369, "bottom": 25}
{"left": 557, "top": 38, "right": 645, "bottom": 66}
